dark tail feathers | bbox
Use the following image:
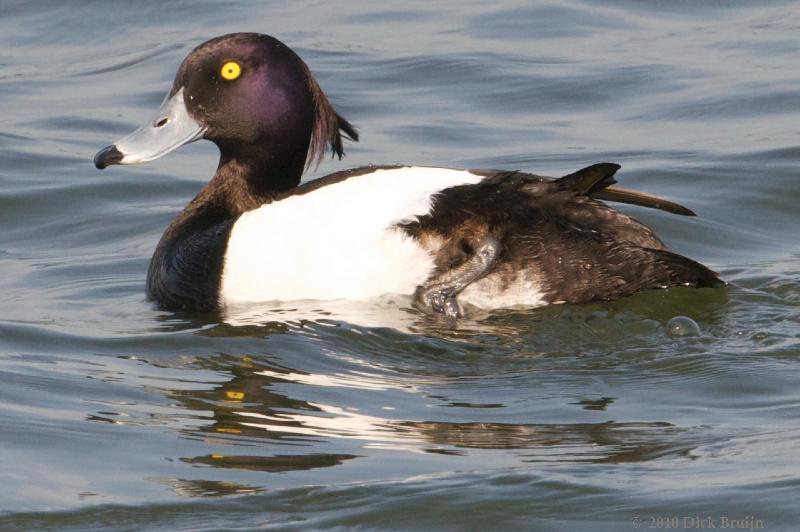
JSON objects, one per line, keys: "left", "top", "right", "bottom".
{"left": 646, "top": 248, "right": 725, "bottom": 289}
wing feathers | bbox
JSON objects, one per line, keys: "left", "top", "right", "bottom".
{"left": 554, "top": 163, "right": 696, "bottom": 217}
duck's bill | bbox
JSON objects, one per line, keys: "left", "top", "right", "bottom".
{"left": 94, "top": 88, "right": 205, "bottom": 169}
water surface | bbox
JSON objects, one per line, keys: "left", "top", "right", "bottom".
{"left": 1, "top": 1, "right": 799, "bottom": 529}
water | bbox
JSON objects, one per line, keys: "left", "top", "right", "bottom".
{"left": 1, "top": 0, "right": 799, "bottom": 529}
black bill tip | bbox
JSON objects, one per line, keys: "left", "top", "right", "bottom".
{"left": 94, "top": 145, "right": 124, "bottom": 169}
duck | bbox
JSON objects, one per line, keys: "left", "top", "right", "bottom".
{"left": 94, "top": 32, "right": 723, "bottom": 316}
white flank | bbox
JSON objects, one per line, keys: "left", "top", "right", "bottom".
{"left": 220, "top": 166, "right": 484, "bottom": 305}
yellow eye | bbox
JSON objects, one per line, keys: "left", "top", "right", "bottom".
{"left": 220, "top": 61, "right": 241, "bottom": 80}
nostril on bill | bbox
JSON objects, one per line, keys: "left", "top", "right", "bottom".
{"left": 154, "top": 117, "right": 169, "bottom": 128}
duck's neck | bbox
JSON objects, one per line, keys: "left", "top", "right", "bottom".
{"left": 161, "top": 149, "right": 308, "bottom": 247}
{"left": 211, "top": 152, "right": 306, "bottom": 215}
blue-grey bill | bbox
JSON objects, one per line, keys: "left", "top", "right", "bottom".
{"left": 94, "top": 88, "right": 205, "bottom": 169}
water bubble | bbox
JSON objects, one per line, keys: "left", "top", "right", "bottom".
{"left": 667, "top": 316, "right": 701, "bottom": 337}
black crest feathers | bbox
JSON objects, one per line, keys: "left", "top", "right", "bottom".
{"left": 302, "top": 61, "right": 359, "bottom": 168}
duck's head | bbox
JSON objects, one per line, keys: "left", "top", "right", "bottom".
{"left": 95, "top": 33, "right": 357, "bottom": 181}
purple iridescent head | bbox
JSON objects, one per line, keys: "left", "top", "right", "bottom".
{"left": 94, "top": 33, "right": 357, "bottom": 172}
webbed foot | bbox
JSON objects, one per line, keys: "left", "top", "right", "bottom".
{"left": 415, "top": 235, "right": 500, "bottom": 319}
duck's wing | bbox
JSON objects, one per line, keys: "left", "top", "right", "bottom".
{"left": 555, "top": 163, "right": 696, "bottom": 217}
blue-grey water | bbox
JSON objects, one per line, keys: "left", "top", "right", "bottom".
{"left": 1, "top": 1, "right": 799, "bottom": 530}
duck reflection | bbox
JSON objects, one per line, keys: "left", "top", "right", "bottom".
{"left": 155, "top": 353, "right": 703, "bottom": 471}
{"left": 150, "top": 477, "right": 264, "bottom": 498}
{"left": 181, "top": 453, "right": 357, "bottom": 472}
{"left": 167, "top": 354, "right": 330, "bottom": 444}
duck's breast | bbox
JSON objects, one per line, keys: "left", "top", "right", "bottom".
{"left": 219, "top": 166, "right": 484, "bottom": 305}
